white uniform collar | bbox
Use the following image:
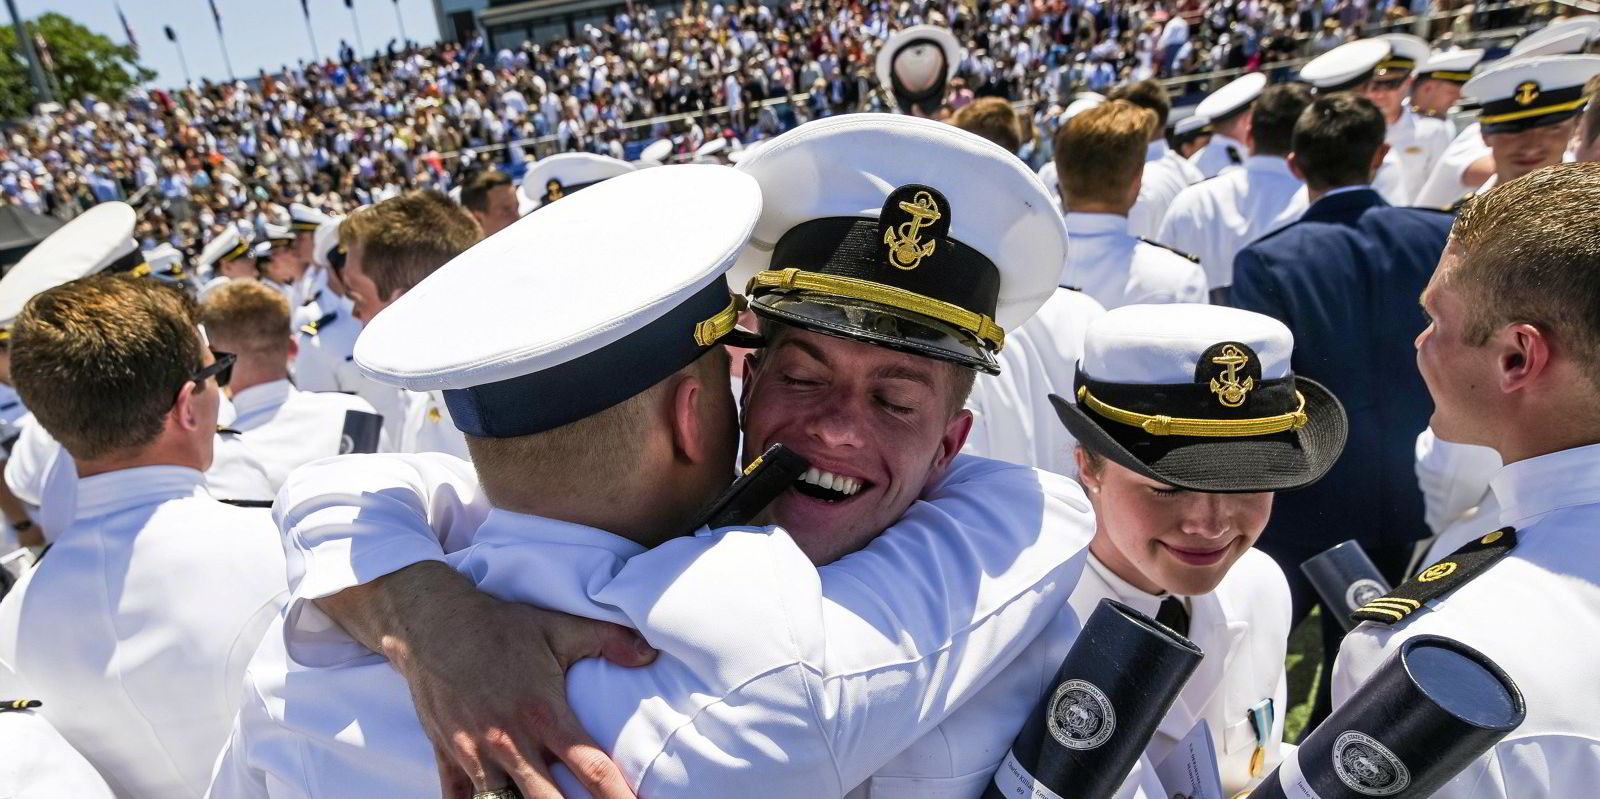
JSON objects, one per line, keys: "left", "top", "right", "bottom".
{"left": 472, "top": 506, "right": 649, "bottom": 559}
{"left": 1244, "top": 154, "right": 1293, "bottom": 176}
{"left": 229, "top": 378, "right": 294, "bottom": 418}
{"left": 74, "top": 465, "right": 205, "bottom": 519}
{"left": 1063, "top": 212, "right": 1131, "bottom": 236}
{"left": 1146, "top": 139, "right": 1170, "bottom": 162}
{"left": 1212, "top": 132, "right": 1245, "bottom": 156}
{"left": 1490, "top": 442, "right": 1600, "bottom": 527}
{"left": 1086, "top": 550, "right": 1177, "bottom": 621}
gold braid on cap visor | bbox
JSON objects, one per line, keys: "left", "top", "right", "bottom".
{"left": 1077, "top": 385, "right": 1310, "bottom": 437}
{"left": 693, "top": 295, "right": 745, "bottom": 347}
{"left": 1479, "top": 97, "right": 1589, "bottom": 125}
{"left": 748, "top": 268, "right": 1006, "bottom": 350}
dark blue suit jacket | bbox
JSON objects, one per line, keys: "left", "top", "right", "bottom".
{"left": 1231, "top": 189, "right": 1454, "bottom": 614}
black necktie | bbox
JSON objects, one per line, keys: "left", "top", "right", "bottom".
{"left": 1157, "top": 596, "right": 1190, "bottom": 638}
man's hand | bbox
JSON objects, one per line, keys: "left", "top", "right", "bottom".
{"left": 316, "top": 561, "right": 657, "bottom": 799}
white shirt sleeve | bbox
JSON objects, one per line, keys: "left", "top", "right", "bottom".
{"left": 274, "top": 452, "right": 489, "bottom": 603}
{"left": 1414, "top": 427, "right": 1501, "bottom": 534}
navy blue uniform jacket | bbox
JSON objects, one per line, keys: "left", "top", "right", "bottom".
{"left": 1231, "top": 188, "right": 1454, "bottom": 615}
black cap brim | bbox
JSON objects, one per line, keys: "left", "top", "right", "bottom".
{"left": 751, "top": 291, "right": 998, "bottom": 374}
{"left": 1050, "top": 375, "right": 1348, "bottom": 493}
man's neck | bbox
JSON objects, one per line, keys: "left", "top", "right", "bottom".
{"left": 1065, "top": 200, "right": 1131, "bottom": 217}
{"left": 1306, "top": 183, "right": 1371, "bottom": 205}
{"left": 225, "top": 359, "right": 290, "bottom": 396}
{"left": 76, "top": 441, "right": 206, "bottom": 479}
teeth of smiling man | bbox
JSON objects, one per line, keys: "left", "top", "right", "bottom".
{"left": 800, "top": 467, "right": 862, "bottom": 496}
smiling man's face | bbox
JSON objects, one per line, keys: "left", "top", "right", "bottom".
{"left": 740, "top": 325, "right": 974, "bottom": 564}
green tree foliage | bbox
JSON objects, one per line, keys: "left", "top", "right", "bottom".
{"left": 0, "top": 12, "right": 155, "bottom": 119}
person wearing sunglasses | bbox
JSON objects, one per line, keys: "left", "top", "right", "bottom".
{"left": 0, "top": 275, "right": 289, "bottom": 799}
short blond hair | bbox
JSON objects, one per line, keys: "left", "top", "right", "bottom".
{"left": 199, "top": 280, "right": 290, "bottom": 357}
{"left": 341, "top": 190, "right": 481, "bottom": 300}
{"left": 1449, "top": 162, "right": 1600, "bottom": 388}
{"left": 950, "top": 97, "right": 1024, "bottom": 153}
{"left": 1054, "top": 100, "right": 1156, "bottom": 205}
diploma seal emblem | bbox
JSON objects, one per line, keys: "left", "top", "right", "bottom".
{"left": 1345, "top": 579, "right": 1386, "bottom": 611}
{"left": 1332, "top": 730, "right": 1411, "bottom": 795}
{"left": 1046, "top": 679, "right": 1116, "bottom": 751}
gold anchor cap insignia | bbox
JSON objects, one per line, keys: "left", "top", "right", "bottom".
{"left": 543, "top": 179, "right": 565, "bottom": 203}
{"left": 1515, "top": 80, "right": 1540, "bottom": 106}
{"left": 1204, "top": 343, "right": 1256, "bottom": 408}
{"left": 879, "top": 184, "right": 950, "bottom": 271}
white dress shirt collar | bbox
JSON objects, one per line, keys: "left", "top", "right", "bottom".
{"left": 228, "top": 378, "right": 294, "bottom": 419}
{"left": 1086, "top": 551, "right": 1174, "bottom": 621}
{"left": 1490, "top": 442, "right": 1600, "bottom": 527}
{"left": 1064, "top": 211, "right": 1131, "bottom": 237}
{"left": 1244, "top": 154, "right": 1293, "bottom": 176}
{"left": 1146, "top": 139, "right": 1170, "bottom": 162}
{"left": 472, "top": 507, "right": 649, "bottom": 560}
{"left": 74, "top": 465, "right": 206, "bottom": 520}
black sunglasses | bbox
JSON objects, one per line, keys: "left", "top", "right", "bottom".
{"left": 192, "top": 351, "right": 236, "bottom": 390}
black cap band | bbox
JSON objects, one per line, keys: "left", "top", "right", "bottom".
{"left": 1479, "top": 83, "right": 1587, "bottom": 134}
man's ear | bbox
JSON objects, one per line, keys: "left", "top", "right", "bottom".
{"left": 1287, "top": 151, "right": 1305, "bottom": 182}
{"left": 1498, "top": 322, "right": 1552, "bottom": 395}
{"left": 931, "top": 408, "right": 974, "bottom": 479}
{"left": 1369, "top": 141, "right": 1391, "bottom": 181}
{"left": 668, "top": 373, "right": 708, "bottom": 464}
{"left": 171, "top": 381, "right": 204, "bottom": 433}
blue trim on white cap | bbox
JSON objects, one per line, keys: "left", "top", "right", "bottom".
{"left": 443, "top": 277, "right": 735, "bottom": 437}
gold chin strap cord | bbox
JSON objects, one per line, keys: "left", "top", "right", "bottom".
{"left": 693, "top": 295, "right": 746, "bottom": 347}
{"left": 748, "top": 268, "right": 1006, "bottom": 351}
{"left": 1078, "top": 385, "right": 1310, "bottom": 437}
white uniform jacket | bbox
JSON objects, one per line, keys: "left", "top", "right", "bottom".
{"left": 0, "top": 709, "right": 115, "bottom": 798}
{"left": 4, "top": 410, "right": 275, "bottom": 539}
{"left": 0, "top": 466, "right": 289, "bottom": 798}
{"left": 1411, "top": 122, "right": 1489, "bottom": 209}
{"left": 1068, "top": 551, "right": 1291, "bottom": 796}
{"left": 1063, "top": 212, "right": 1209, "bottom": 310}
{"left": 1189, "top": 132, "right": 1248, "bottom": 180}
{"left": 1386, "top": 108, "right": 1456, "bottom": 206}
{"left": 229, "top": 379, "right": 386, "bottom": 491}
{"left": 1128, "top": 141, "right": 1193, "bottom": 240}
{"left": 1166, "top": 147, "right": 1205, "bottom": 186}
{"left": 1156, "top": 155, "right": 1306, "bottom": 291}
{"left": 964, "top": 288, "right": 1105, "bottom": 478}
{"left": 291, "top": 298, "right": 408, "bottom": 452}
{"left": 208, "top": 452, "right": 1123, "bottom": 798}
{"left": 1334, "top": 443, "right": 1600, "bottom": 799}
{"left": 397, "top": 390, "right": 470, "bottom": 460}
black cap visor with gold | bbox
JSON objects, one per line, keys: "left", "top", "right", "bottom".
{"left": 1051, "top": 342, "right": 1349, "bottom": 493}
{"left": 746, "top": 184, "right": 1005, "bottom": 374}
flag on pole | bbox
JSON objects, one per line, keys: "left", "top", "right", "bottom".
{"left": 115, "top": 2, "right": 138, "bottom": 55}
{"left": 210, "top": 0, "right": 224, "bottom": 34}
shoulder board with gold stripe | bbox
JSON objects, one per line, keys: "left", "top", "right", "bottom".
{"left": 0, "top": 698, "right": 41, "bottom": 712}
{"left": 1447, "top": 192, "right": 1476, "bottom": 214}
{"left": 1137, "top": 237, "right": 1201, "bottom": 263}
{"left": 300, "top": 310, "right": 338, "bottom": 337}
{"left": 1351, "top": 526, "right": 1516, "bottom": 625}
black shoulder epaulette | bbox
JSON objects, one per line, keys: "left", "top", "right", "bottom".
{"left": 218, "top": 498, "right": 274, "bottom": 508}
{"left": 300, "top": 309, "right": 338, "bottom": 337}
{"left": 1447, "top": 192, "right": 1476, "bottom": 214}
{"left": 216, "top": 426, "right": 243, "bottom": 436}
{"left": 0, "top": 699, "right": 41, "bottom": 713}
{"left": 1351, "top": 527, "right": 1516, "bottom": 625}
{"left": 1059, "top": 284, "right": 1084, "bottom": 292}
{"left": 1137, "top": 237, "right": 1201, "bottom": 263}
{"left": 301, "top": 289, "right": 323, "bottom": 307}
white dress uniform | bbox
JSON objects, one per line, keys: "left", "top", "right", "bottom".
{"left": 0, "top": 383, "right": 28, "bottom": 437}
{"left": 0, "top": 466, "right": 288, "bottom": 799}
{"left": 1128, "top": 140, "right": 1194, "bottom": 239}
{"left": 0, "top": 708, "right": 115, "bottom": 798}
{"left": 1188, "top": 131, "right": 1247, "bottom": 179}
{"left": 1166, "top": 142, "right": 1206, "bottom": 185}
{"left": 397, "top": 389, "right": 470, "bottom": 459}
{"left": 1068, "top": 552, "right": 1292, "bottom": 796}
{"left": 1413, "top": 427, "right": 1503, "bottom": 566}
{"left": 1413, "top": 123, "right": 1488, "bottom": 209}
{"left": 964, "top": 288, "right": 1105, "bottom": 477}
{"left": 227, "top": 378, "right": 385, "bottom": 490}
{"left": 1063, "top": 211, "right": 1209, "bottom": 309}
{"left": 209, "top": 453, "right": 1137, "bottom": 799}
{"left": 1385, "top": 107, "right": 1456, "bottom": 205}
{"left": 1334, "top": 443, "right": 1600, "bottom": 799}
{"left": 292, "top": 298, "right": 408, "bottom": 452}
{"left": 1156, "top": 155, "right": 1306, "bottom": 292}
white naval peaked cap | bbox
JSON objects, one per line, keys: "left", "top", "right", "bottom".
{"left": 1175, "top": 114, "right": 1213, "bottom": 135}
{"left": 1063, "top": 92, "right": 1107, "bottom": 121}
{"left": 259, "top": 222, "right": 295, "bottom": 243}
{"left": 1512, "top": 16, "right": 1600, "bottom": 57}
{"left": 727, "top": 138, "right": 770, "bottom": 164}
{"left": 311, "top": 216, "right": 345, "bottom": 270}
{"left": 354, "top": 165, "right": 764, "bottom": 438}
{"left": 197, "top": 224, "right": 249, "bottom": 270}
{"left": 142, "top": 242, "right": 184, "bottom": 278}
{"left": 1418, "top": 48, "right": 1484, "bottom": 83}
{"left": 0, "top": 201, "right": 140, "bottom": 328}
{"left": 637, "top": 138, "right": 674, "bottom": 165}
{"left": 518, "top": 152, "right": 635, "bottom": 210}
{"left": 731, "top": 113, "right": 1067, "bottom": 375}
{"left": 1194, "top": 72, "right": 1267, "bottom": 121}
{"left": 695, "top": 136, "right": 730, "bottom": 158}
{"left": 288, "top": 201, "right": 331, "bottom": 233}
{"left": 874, "top": 24, "right": 962, "bottom": 96}
{"left": 1081, "top": 304, "right": 1293, "bottom": 384}
{"left": 1300, "top": 38, "right": 1391, "bottom": 90}
{"left": 1466, "top": 54, "right": 1600, "bottom": 134}
{"left": 1376, "top": 33, "right": 1430, "bottom": 77}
